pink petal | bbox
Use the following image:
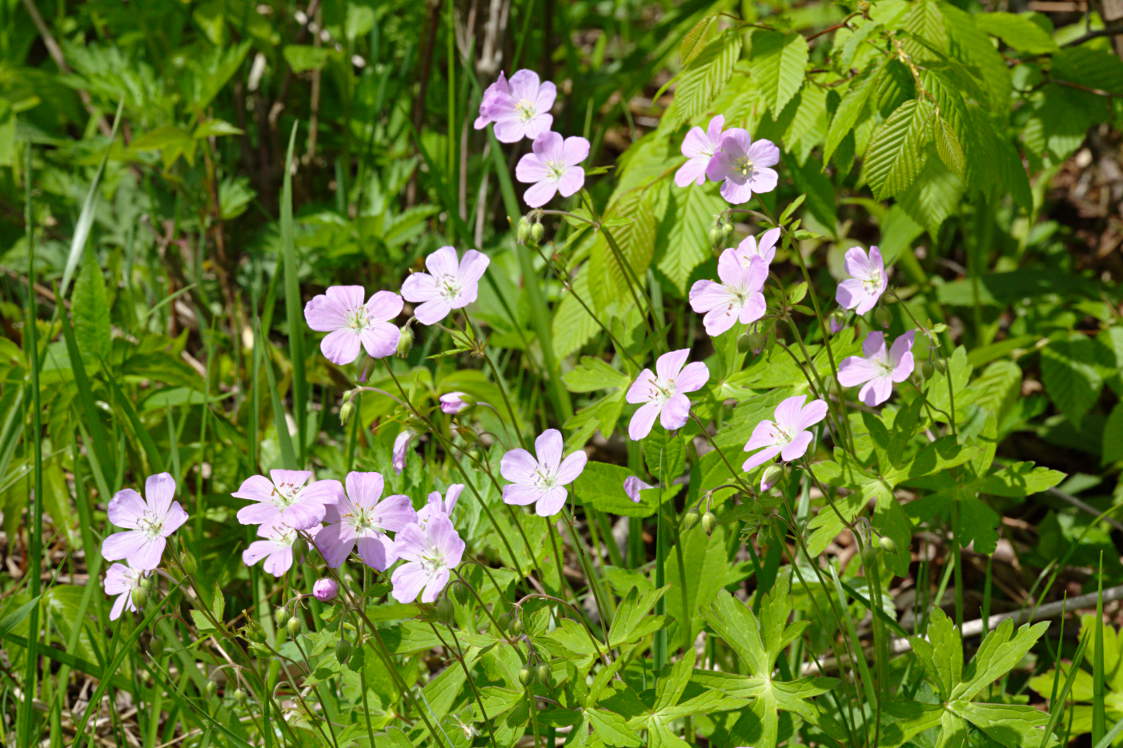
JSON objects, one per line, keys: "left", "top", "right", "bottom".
{"left": 366, "top": 290, "right": 403, "bottom": 322}
{"left": 413, "top": 298, "right": 453, "bottom": 325}
{"left": 555, "top": 451, "right": 587, "bottom": 485}
{"left": 507, "top": 69, "right": 542, "bottom": 100}
{"left": 401, "top": 272, "right": 438, "bottom": 303}
{"left": 425, "top": 246, "right": 460, "bottom": 278}
{"left": 703, "top": 305, "right": 739, "bottom": 337}
{"left": 676, "top": 361, "right": 709, "bottom": 393}
{"left": 689, "top": 279, "right": 733, "bottom": 314}
{"left": 757, "top": 227, "right": 781, "bottom": 261}
{"left": 279, "top": 501, "right": 326, "bottom": 530}
{"left": 843, "top": 247, "right": 872, "bottom": 278}
{"left": 656, "top": 349, "right": 690, "bottom": 382}
{"left": 500, "top": 448, "right": 539, "bottom": 484}
{"left": 780, "top": 430, "right": 814, "bottom": 462}
{"left": 535, "top": 81, "right": 557, "bottom": 111}
{"left": 357, "top": 534, "right": 396, "bottom": 571}
{"left": 523, "top": 179, "right": 558, "bottom": 208}
{"left": 304, "top": 293, "right": 348, "bottom": 332}
{"left": 421, "top": 568, "right": 451, "bottom": 603}
{"left": 502, "top": 484, "right": 543, "bottom": 506}
{"left": 674, "top": 157, "right": 709, "bottom": 187}
{"left": 742, "top": 444, "right": 783, "bottom": 472}
{"left": 835, "top": 278, "right": 865, "bottom": 312}
{"left": 717, "top": 248, "right": 749, "bottom": 287}
{"left": 101, "top": 530, "right": 146, "bottom": 563}
{"left": 494, "top": 116, "right": 528, "bottom": 143}
{"left": 345, "top": 471, "right": 384, "bottom": 509}
{"left": 144, "top": 473, "right": 176, "bottom": 517}
{"left": 837, "top": 356, "right": 879, "bottom": 388}
{"left": 705, "top": 114, "right": 726, "bottom": 141}
{"left": 556, "top": 167, "right": 585, "bottom": 198}
{"left": 744, "top": 419, "right": 781, "bottom": 452}
{"left": 862, "top": 331, "right": 887, "bottom": 359}
{"left": 562, "top": 136, "right": 590, "bottom": 166}
{"left": 748, "top": 167, "right": 778, "bottom": 195}
{"left": 889, "top": 331, "right": 916, "bottom": 366}
{"left": 360, "top": 322, "right": 400, "bottom": 359}
{"left": 391, "top": 562, "right": 428, "bottom": 603}
{"left": 720, "top": 128, "right": 751, "bottom": 154}
{"left": 107, "top": 489, "right": 145, "bottom": 529}
{"left": 891, "top": 351, "right": 915, "bottom": 383}
{"left": 515, "top": 153, "right": 549, "bottom": 183}
{"left": 680, "top": 125, "right": 711, "bottom": 159}
{"left": 320, "top": 328, "right": 362, "bottom": 364}
{"left": 628, "top": 401, "right": 661, "bottom": 440}
{"left": 109, "top": 593, "right": 129, "bottom": 620}
{"left": 531, "top": 131, "right": 564, "bottom": 162}
{"left": 262, "top": 545, "right": 294, "bottom": 577}
{"left": 237, "top": 502, "right": 280, "bottom": 526}
{"left": 659, "top": 393, "right": 691, "bottom": 431}
{"left": 374, "top": 494, "right": 417, "bottom": 532}
{"left": 860, "top": 377, "right": 893, "bottom": 407}
{"left": 720, "top": 178, "right": 754, "bottom": 205}
{"left": 130, "top": 536, "right": 166, "bottom": 571}
{"left": 524, "top": 113, "right": 554, "bottom": 140}
{"left": 315, "top": 524, "right": 355, "bottom": 567}
{"left": 626, "top": 369, "right": 656, "bottom": 404}
{"left": 796, "top": 399, "right": 829, "bottom": 430}
{"left": 534, "top": 487, "right": 568, "bottom": 517}
{"left": 458, "top": 250, "right": 491, "bottom": 285}
{"left": 747, "top": 139, "right": 780, "bottom": 167}
{"left": 534, "top": 429, "right": 564, "bottom": 472}
{"left": 327, "top": 285, "right": 365, "bottom": 310}
{"left": 162, "top": 502, "right": 189, "bottom": 536}
{"left": 773, "top": 395, "right": 809, "bottom": 432}
{"left": 739, "top": 293, "right": 766, "bottom": 325}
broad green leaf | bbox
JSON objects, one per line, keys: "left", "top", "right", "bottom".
{"left": 824, "top": 70, "right": 874, "bottom": 164}
{"left": 863, "top": 98, "right": 935, "bottom": 199}
{"left": 283, "top": 44, "right": 335, "bottom": 73}
{"left": 573, "top": 460, "right": 660, "bottom": 518}
{"left": 588, "top": 708, "right": 643, "bottom": 747}
{"left": 72, "top": 256, "right": 111, "bottom": 367}
{"left": 750, "top": 31, "right": 808, "bottom": 115}
{"left": 912, "top": 608, "right": 963, "bottom": 697}
{"left": 976, "top": 461, "right": 1064, "bottom": 498}
{"left": 666, "top": 30, "right": 742, "bottom": 127}
{"left": 553, "top": 265, "right": 600, "bottom": 359}
{"left": 563, "top": 357, "right": 630, "bottom": 393}
{"left": 903, "top": 0, "right": 949, "bottom": 59}
{"left": 608, "top": 586, "right": 666, "bottom": 648}
{"left": 935, "top": 116, "right": 966, "bottom": 176}
{"left": 588, "top": 191, "right": 655, "bottom": 315}
{"left": 656, "top": 183, "right": 725, "bottom": 294}
{"left": 897, "top": 153, "right": 964, "bottom": 239}
{"left": 1041, "top": 335, "right": 1104, "bottom": 427}
{"left": 976, "top": 12, "right": 1058, "bottom": 54}
{"left": 952, "top": 619, "right": 1049, "bottom": 701}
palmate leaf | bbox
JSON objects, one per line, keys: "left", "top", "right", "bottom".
{"left": 1041, "top": 334, "right": 1105, "bottom": 428}
{"left": 665, "top": 29, "right": 742, "bottom": 128}
{"left": 750, "top": 30, "right": 808, "bottom": 115}
{"left": 862, "top": 98, "right": 935, "bottom": 199}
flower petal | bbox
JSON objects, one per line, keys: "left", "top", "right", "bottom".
{"left": 655, "top": 349, "right": 690, "bottom": 382}
{"left": 401, "top": 272, "right": 438, "bottom": 304}
{"left": 320, "top": 328, "right": 361, "bottom": 364}
{"left": 534, "top": 429, "right": 564, "bottom": 472}
{"left": 534, "top": 487, "right": 568, "bottom": 517}
{"left": 107, "top": 489, "right": 146, "bottom": 530}
{"left": 500, "top": 448, "right": 539, "bottom": 484}
{"left": 628, "top": 401, "right": 661, "bottom": 440}
{"left": 779, "top": 430, "right": 814, "bottom": 462}
{"left": 144, "top": 473, "right": 176, "bottom": 517}
{"left": 676, "top": 361, "right": 710, "bottom": 393}
{"left": 659, "top": 393, "right": 691, "bottom": 431}
{"left": 555, "top": 451, "right": 587, "bottom": 485}
{"left": 742, "top": 444, "right": 783, "bottom": 472}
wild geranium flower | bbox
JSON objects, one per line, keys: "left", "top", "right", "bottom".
{"left": 303, "top": 287, "right": 403, "bottom": 365}
{"left": 392, "top": 430, "right": 413, "bottom": 474}
{"left": 626, "top": 349, "right": 710, "bottom": 440}
{"left": 400, "top": 246, "right": 491, "bottom": 325}
{"left": 101, "top": 473, "right": 188, "bottom": 571}
{"left": 500, "top": 428, "right": 587, "bottom": 517}
{"left": 103, "top": 562, "right": 147, "bottom": 621}
{"left": 674, "top": 115, "right": 726, "bottom": 187}
{"left": 439, "top": 392, "right": 468, "bottom": 414}
{"left": 733, "top": 227, "right": 782, "bottom": 268}
{"left": 623, "top": 476, "right": 654, "bottom": 503}
{"left": 315, "top": 471, "right": 416, "bottom": 571}
{"left": 390, "top": 515, "right": 465, "bottom": 604}
{"left": 835, "top": 245, "right": 887, "bottom": 315}
{"left": 689, "top": 251, "right": 768, "bottom": 337}
{"left": 515, "top": 131, "right": 589, "bottom": 208}
{"left": 706, "top": 129, "right": 780, "bottom": 205}
{"left": 474, "top": 69, "right": 556, "bottom": 143}
{"left": 837, "top": 330, "right": 916, "bottom": 407}
{"left": 242, "top": 521, "right": 318, "bottom": 577}
{"left": 312, "top": 578, "right": 339, "bottom": 602}
{"left": 743, "top": 395, "right": 828, "bottom": 471}
{"left": 417, "top": 484, "right": 464, "bottom": 528}
{"left": 232, "top": 470, "right": 341, "bottom": 531}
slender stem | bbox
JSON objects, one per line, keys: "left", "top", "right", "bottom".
{"left": 561, "top": 508, "right": 613, "bottom": 635}
{"left": 427, "top": 621, "right": 498, "bottom": 748}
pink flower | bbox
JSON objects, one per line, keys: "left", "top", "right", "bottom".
{"left": 439, "top": 392, "right": 468, "bottom": 414}
{"left": 392, "top": 430, "right": 413, "bottom": 474}
{"left": 688, "top": 251, "right": 768, "bottom": 337}
{"left": 835, "top": 246, "right": 887, "bottom": 315}
{"left": 101, "top": 473, "right": 188, "bottom": 571}
{"left": 837, "top": 331, "right": 916, "bottom": 407}
{"left": 674, "top": 115, "right": 726, "bottom": 187}
{"left": 103, "top": 562, "right": 147, "bottom": 621}
{"left": 742, "top": 395, "right": 828, "bottom": 471}
{"left": 623, "top": 476, "right": 653, "bottom": 503}
{"left": 312, "top": 578, "right": 339, "bottom": 602}
{"left": 500, "top": 429, "right": 587, "bottom": 517}
{"left": 515, "top": 132, "right": 589, "bottom": 208}
{"left": 303, "top": 287, "right": 403, "bottom": 365}
{"left": 315, "top": 472, "right": 416, "bottom": 571}
{"left": 474, "top": 69, "right": 556, "bottom": 143}
{"left": 232, "top": 470, "right": 342, "bottom": 531}
{"left": 705, "top": 129, "right": 780, "bottom": 205}
{"left": 400, "top": 246, "right": 491, "bottom": 325}
{"left": 390, "top": 515, "right": 465, "bottom": 604}
{"left": 242, "top": 521, "right": 317, "bottom": 577}
{"left": 626, "top": 349, "right": 710, "bottom": 440}
{"left": 732, "top": 227, "right": 781, "bottom": 268}
{"left": 417, "top": 484, "right": 464, "bottom": 529}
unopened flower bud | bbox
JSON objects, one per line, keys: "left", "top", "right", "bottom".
{"left": 275, "top": 607, "right": 290, "bottom": 627}
{"left": 313, "top": 578, "right": 339, "bottom": 602}
{"left": 682, "top": 510, "right": 700, "bottom": 530}
{"left": 708, "top": 226, "right": 724, "bottom": 246}
{"left": 131, "top": 585, "right": 148, "bottom": 609}
{"left": 517, "top": 217, "right": 532, "bottom": 244}
{"left": 759, "top": 465, "right": 783, "bottom": 493}
{"left": 205, "top": 680, "right": 218, "bottom": 697}
{"left": 335, "top": 638, "right": 352, "bottom": 664}
{"left": 529, "top": 221, "right": 545, "bottom": 245}
{"left": 739, "top": 327, "right": 767, "bottom": 355}
{"left": 518, "top": 667, "right": 532, "bottom": 684}
{"left": 535, "top": 664, "right": 550, "bottom": 683}
{"left": 439, "top": 391, "right": 469, "bottom": 414}
{"left": 701, "top": 511, "right": 718, "bottom": 535}
{"left": 396, "top": 325, "right": 414, "bottom": 357}
{"left": 339, "top": 397, "right": 354, "bottom": 425}
{"left": 827, "top": 309, "right": 846, "bottom": 335}
{"left": 286, "top": 616, "right": 302, "bottom": 636}
{"left": 878, "top": 535, "right": 897, "bottom": 553}
{"left": 232, "top": 688, "right": 247, "bottom": 703}
{"left": 509, "top": 617, "right": 523, "bottom": 634}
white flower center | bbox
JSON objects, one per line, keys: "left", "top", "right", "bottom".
{"left": 273, "top": 527, "right": 298, "bottom": 546}
{"left": 515, "top": 98, "right": 537, "bottom": 121}
{"left": 345, "top": 307, "right": 370, "bottom": 331}
{"left": 437, "top": 274, "right": 463, "bottom": 301}
{"left": 533, "top": 467, "right": 559, "bottom": 490}
{"left": 647, "top": 376, "right": 676, "bottom": 405}
{"left": 862, "top": 270, "right": 882, "bottom": 294}
{"left": 137, "top": 511, "right": 165, "bottom": 540}
{"left": 734, "top": 156, "right": 754, "bottom": 179}
{"left": 272, "top": 482, "right": 302, "bottom": 509}
{"left": 421, "top": 547, "right": 447, "bottom": 573}
{"left": 546, "top": 160, "right": 567, "bottom": 181}
{"left": 346, "top": 506, "right": 381, "bottom": 536}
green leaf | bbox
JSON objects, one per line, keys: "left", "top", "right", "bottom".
{"left": 656, "top": 184, "right": 725, "bottom": 294}
{"left": 1103, "top": 402, "right": 1123, "bottom": 463}
{"left": 608, "top": 586, "right": 666, "bottom": 648}
{"left": 952, "top": 619, "right": 1049, "bottom": 701}
{"left": 573, "top": 460, "right": 661, "bottom": 518}
{"left": 934, "top": 116, "right": 965, "bottom": 176}
{"left": 903, "top": 0, "right": 949, "bottom": 59}
{"left": 942, "top": 4, "right": 1011, "bottom": 108}
{"left": 912, "top": 608, "right": 963, "bottom": 698}
{"left": 863, "top": 98, "right": 936, "bottom": 199}
{"left": 679, "top": 15, "right": 720, "bottom": 66}
{"left": 750, "top": 31, "right": 808, "bottom": 115}
{"left": 824, "top": 71, "right": 874, "bottom": 164}
{"left": 588, "top": 191, "right": 655, "bottom": 314}
{"left": 283, "top": 45, "right": 335, "bottom": 73}
{"left": 72, "top": 255, "right": 111, "bottom": 367}
{"left": 553, "top": 265, "right": 600, "bottom": 359}
{"left": 896, "top": 154, "right": 964, "bottom": 239}
{"left": 1041, "top": 335, "right": 1104, "bottom": 427}
{"left": 666, "top": 30, "right": 742, "bottom": 127}
{"left": 563, "top": 357, "right": 630, "bottom": 393}
{"left": 976, "top": 462, "right": 1064, "bottom": 498}
{"left": 976, "top": 12, "right": 1058, "bottom": 54}
{"left": 194, "top": 118, "right": 243, "bottom": 138}
{"left": 588, "top": 708, "right": 643, "bottom": 747}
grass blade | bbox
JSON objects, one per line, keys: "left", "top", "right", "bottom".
{"left": 280, "top": 123, "right": 307, "bottom": 464}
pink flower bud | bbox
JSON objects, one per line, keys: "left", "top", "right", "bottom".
{"left": 439, "top": 391, "right": 468, "bottom": 414}
{"left": 312, "top": 578, "right": 339, "bottom": 602}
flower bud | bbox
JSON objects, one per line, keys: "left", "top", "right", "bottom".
{"left": 205, "top": 680, "right": 218, "bottom": 697}
{"left": 335, "top": 638, "right": 352, "bottom": 664}
{"left": 232, "top": 688, "right": 247, "bottom": 704}
{"left": 517, "top": 217, "right": 532, "bottom": 245}
{"left": 131, "top": 585, "right": 148, "bottom": 609}
{"left": 682, "top": 510, "right": 700, "bottom": 530}
{"left": 739, "top": 326, "right": 767, "bottom": 355}
{"left": 759, "top": 465, "right": 783, "bottom": 493}
{"left": 396, "top": 325, "right": 414, "bottom": 357}
{"left": 529, "top": 221, "right": 545, "bottom": 245}
{"left": 827, "top": 309, "right": 846, "bottom": 335}
{"left": 313, "top": 578, "right": 339, "bottom": 602}
{"left": 518, "top": 667, "right": 532, "bottom": 685}
{"left": 339, "top": 397, "right": 354, "bottom": 425}
{"left": 878, "top": 535, "right": 897, "bottom": 553}
{"left": 509, "top": 617, "right": 523, "bottom": 635}
{"left": 439, "top": 391, "right": 469, "bottom": 415}
{"left": 286, "top": 616, "right": 302, "bottom": 636}
{"left": 708, "top": 226, "right": 724, "bottom": 246}
{"left": 274, "top": 607, "right": 290, "bottom": 627}
{"left": 701, "top": 511, "right": 718, "bottom": 535}
{"left": 535, "top": 664, "right": 550, "bottom": 684}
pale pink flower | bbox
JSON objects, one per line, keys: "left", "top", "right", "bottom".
{"left": 315, "top": 472, "right": 416, "bottom": 571}
{"left": 515, "top": 132, "right": 589, "bottom": 208}
{"left": 392, "top": 430, "right": 413, "bottom": 474}
{"left": 232, "top": 470, "right": 342, "bottom": 531}
{"left": 439, "top": 392, "right": 468, "bottom": 414}
{"left": 837, "top": 331, "right": 916, "bottom": 407}
{"left": 400, "top": 246, "right": 491, "bottom": 325}
{"left": 674, "top": 115, "right": 726, "bottom": 187}
{"left": 623, "top": 476, "right": 654, "bottom": 503}
{"left": 705, "top": 129, "right": 780, "bottom": 205}
{"left": 835, "top": 246, "right": 887, "bottom": 315}
{"left": 732, "top": 227, "right": 781, "bottom": 268}
{"left": 625, "top": 350, "right": 710, "bottom": 441}
{"left": 312, "top": 578, "right": 339, "bottom": 602}
{"left": 390, "top": 515, "right": 465, "bottom": 604}
{"left": 303, "top": 287, "right": 403, "bottom": 365}
{"left": 417, "top": 484, "right": 464, "bottom": 529}
{"left": 688, "top": 251, "right": 768, "bottom": 337}
{"left": 742, "top": 395, "right": 828, "bottom": 471}
{"left": 474, "top": 69, "right": 556, "bottom": 143}
{"left": 103, "top": 562, "right": 147, "bottom": 621}
{"left": 101, "top": 473, "right": 188, "bottom": 571}
{"left": 500, "top": 429, "right": 587, "bottom": 517}
{"left": 242, "top": 521, "right": 318, "bottom": 577}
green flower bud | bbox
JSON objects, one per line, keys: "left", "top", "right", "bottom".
{"left": 232, "top": 688, "right": 247, "bottom": 704}
{"left": 396, "top": 325, "right": 414, "bottom": 357}
{"left": 131, "top": 585, "right": 148, "bottom": 609}
{"left": 535, "top": 664, "right": 550, "bottom": 684}
{"left": 335, "top": 638, "right": 352, "bottom": 665}
{"left": 701, "top": 511, "right": 718, "bottom": 535}
{"left": 878, "top": 535, "right": 897, "bottom": 553}
{"left": 274, "top": 607, "right": 289, "bottom": 627}
{"left": 517, "top": 217, "right": 532, "bottom": 245}
{"left": 286, "top": 616, "right": 302, "bottom": 636}
{"left": 682, "top": 510, "right": 700, "bottom": 530}
{"left": 529, "top": 222, "right": 545, "bottom": 245}
{"left": 204, "top": 680, "right": 218, "bottom": 698}
{"left": 708, "top": 226, "right": 724, "bottom": 246}
{"left": 518, "top": 667, "right": 532, "bottom": 685}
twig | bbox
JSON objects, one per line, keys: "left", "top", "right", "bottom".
{"left": 1064, "top": 23, "right": 1123, "bottom": 47}
{"left": 1047, "top": 487, "right": 1123, "bottom": 533}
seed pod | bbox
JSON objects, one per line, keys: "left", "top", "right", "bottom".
{"left": 518, "top": 667, "right": 532, "bottom": 685}
{"left": 517, "top": 217, "right": 532, "bottom": 244}
{"left": 286, "top": 616, "right": 301, "bottom": 636}
{"left": 682, "top": 510, "right": 700, "bottom": 530}
{"left": 708, "top": 226, "right": 724, "bottom": 246}
{"left": 232, "top": 688, "right": 247, "bottom": 704}
{"left": 131, "top": 586, "right": 148, "bottom": 608}
{"left": 396, "top": 325, "right": 414, "bottom": 356}
{"left": 535, "top": 664, "right": 550, "bottom": 684}
{"left": 335, "top": 638, "right": 352, "bottom": 664}
{"left": 274, "top": 607, "right": 289, "bottom": 627}
{"left": 701, "top": 511, "right": 718, "bottom": 535}
{"left": 878, "top": 535, "right": 897, "bottom": 553}
{"left": 529, "top": 222, "right": 545, "bottom": 245}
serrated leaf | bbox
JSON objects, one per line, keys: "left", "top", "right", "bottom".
{"left": 666, "top": 30, "right": 742, "bottom": 127}
{"left": 953, "top": 619, "right": 1049, "bottom": 701}
{"left": 934, "top": 116, "right": 965, "bottom": 176}
{"left": 679, "top": 15, "right": 719, "bottom": 66}
{"left": 903, "top": 0, "right": 949, "bottom": 59}
{"left": 976, "top": 12, "right": 1058, "bottom": 54}
{"left": 897, "top": 152, "right": 963, "bottom": 238}
{"left": 824, "top": 70, "right": 875, "bottom": 164}
{"left": 552, "top": 265, "right": 599, "bottom": 359}
{"left": 1041, "top": 335, "right": 1104, "bottom": 427}
{"left": 751, "top": 31, "right": 808, "bottom": 115}
{"left": 563, "top": 357, "right": 630, "bottom": 392}
{"left": 863, "top": 98, "right": 936, "bottom": 199}
{"left": 588, "top": 191, "right": 655, "bottom": 314}
{"left": 942, "top": 4, "right": 1010, "bottom": 108}
{"left": 656, "top": 183, "right": 725, "bottom": 293}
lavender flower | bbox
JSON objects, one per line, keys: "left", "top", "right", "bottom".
{"left": 742, "top": 395, "right": 828, "bottom": 472}
{"left": 392, "top": 430, "right": 413, "bottom": 474}
{"left": 303, "top": 287, "right": 402, "bottom": 364}
{"left": 623, "top": 476, "right": 654, "bottom": 503}
{"left": 706, "top": 129, "right": 780, "bottom": 205}
{"left": 242, "top": 521, "right": 314, "bottom": 577}
{"left": 315, "top": 472, "right": 416, "bottom": 571}
{"left": 390, "top": 515, "right": 465, "bottom": 604}
{"left": 474, "top": 69, "right": 556, "bottom": 143}
{"left": 688, "top": 251, "right": 768, "bottom": 337}
{"left": 103, "top": 562, "right": 147, "bottom": 621}
{"left": 101, "top": 473, "right": 188, "bottom": 571}
{"left": 625, "top": 349, "right": 710, "bottom": 440}
{"left": 733, "top": 227, "right": 781, "bottom": 268}
{"left": 232, "top": 470, "right": 342, "bottom": 531}
{"left": 500, "top": 429, "right": 587, "bottom": 517}
{"left": 439, "top": 392, "right": 468, "bottom": 414}
{"left": 837, "top": 331, "right": 916, "bottom": 407}
{"left": 416, "top": 484, "right": 464, "bottom": 529}
{"left": 400, "top": 246, "right": 491, "bottom": 325}
{"left": 674, "top": 115, "right": 726, "bottom": 187}
{"left": 312, "top": 578, "right": 339, "bottom": 602}
{"left": 835, "top": 246, "right": 887, "bottom": 315}
{"left": 515, "top": 132, "right": 589, "bottom": 208}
